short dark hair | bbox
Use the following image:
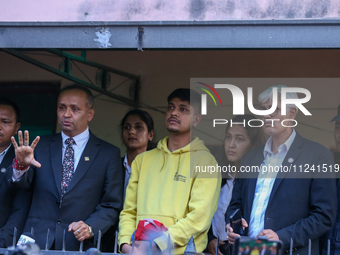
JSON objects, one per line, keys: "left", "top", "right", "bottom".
{"left": 59, "top": 84, "right": 94, "bottom": 109}
{"left": 0, "top": 97, "right": 20, "bottom": 123}
{"left": 167, "top": 88, "right": 201, "bottom": 114}
{"left": 120, "top": 109, "right": 155, "bottom": 150}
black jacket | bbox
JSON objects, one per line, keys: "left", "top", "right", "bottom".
{"left": 226, "top": 133, "right": 337, "bottom": 255}
{"left": 0, "top": 145, "right": 32, "bottom": 247}
{"left": 9, "top": 133, "right": 124, "bottom": 251}
{"left": 322, "top": 163, "right": 340, "bottom": 255}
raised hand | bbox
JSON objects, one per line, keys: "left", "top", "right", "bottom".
{"left": 11, "top": 130, "right": 41, "bottom": 168}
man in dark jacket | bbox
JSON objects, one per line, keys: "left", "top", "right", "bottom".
{"left": 226, "top": 85, "right": 336, "bottom": 255}
{"left": 0, "top": 98, "right": 32, "bottom": 247}
{"left": 9, "top": 85, "right": 124, "bottom": 251}
{"left": 323, "top": 104, "right": 340, "bottom": 255}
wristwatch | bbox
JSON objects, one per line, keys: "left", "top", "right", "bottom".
{"left": 87, "top": 224, "right": 94, "bottom": 238}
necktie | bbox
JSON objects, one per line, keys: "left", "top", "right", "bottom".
{"left": 61, "top": 138, "right": 76, "bottom": 196}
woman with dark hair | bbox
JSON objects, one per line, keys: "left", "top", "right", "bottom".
{"left": 207, "top": 114, "right": 265, "bottom": 255}
{"left": 102, "top": 109, "right": 155, "bottom": 252}
{"left": 120, "top": 109, "right": 155, "bottom": 192}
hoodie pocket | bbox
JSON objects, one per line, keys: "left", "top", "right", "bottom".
{"left": 137, "top": 214, "right": 178, "bottom": 229}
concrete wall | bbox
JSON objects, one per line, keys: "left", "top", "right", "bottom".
{"left": 1, "top": 0, "right": 340, "bottom": 21}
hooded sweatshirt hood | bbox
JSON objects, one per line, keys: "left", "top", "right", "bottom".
{"left": 157, "top": 136, "right": 210, "bottom": 154}
{"left": 157, "top": 136, "right": 210, "bottom": 177}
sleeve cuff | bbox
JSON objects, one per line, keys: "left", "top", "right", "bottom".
{"left": 119, "top": 237, "right": 131, "bottom": 252}
{"left": 12, "top": 167, "right": 29, "bottom": 182}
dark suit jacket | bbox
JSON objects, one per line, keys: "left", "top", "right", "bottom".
{"left": 0, "top": 145, "right": 32, "bottom": 247}
{"left": 226, "top": 132, "right": 337, "bottom": 255}
{"left": 11, "top": 132, "right": 124, "bottom": 251}
{"left": 100, "top": 157, "right": 126, "bottom": 252}
{"left": 322, "top": 176, "right": 340, "bottom": 255}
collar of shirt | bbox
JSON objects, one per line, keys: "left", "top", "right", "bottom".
{"left": 263, "top": 129, "right": 296, "bottom": 157}
{"left": 123, "top": 154, "right": 131, "bottom": 175}
{"left": 0, "top": 144, "right": 11, "bottom": 157}
{"left": 0, "top": 144, "right": 12, "bottom": 164}
{"left": 61, "top": 127, "right": 90, "bottom": 148}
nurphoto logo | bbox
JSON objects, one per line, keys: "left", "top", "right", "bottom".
{"left": 197, "top": 82, "right": 312, "bottom": 128}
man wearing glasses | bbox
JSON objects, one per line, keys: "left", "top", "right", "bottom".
{"left": 226, "top": 85, "right": 336, "bottom": 255}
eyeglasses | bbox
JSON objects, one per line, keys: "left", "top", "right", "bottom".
{"left": 258, "top": 107, "right": 281, "bottom": 117}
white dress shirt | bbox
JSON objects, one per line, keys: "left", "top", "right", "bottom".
{"left": 0, "top": 144, "right": 11, "bottom": 165}
{"left": 123, "top": 154, "right": 131, "bottom": 199}
{"left": 212, "top": 173, "right": 234, "bottom": 241}
{"left": 248, "top": 129, "right": 296, "bottom": 238}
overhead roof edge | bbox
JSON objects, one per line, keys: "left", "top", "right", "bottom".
{"left": 1, "top": 19, "right": 340, "bottom": 49}
{"left": 2, "top": 19, "right": 340, "bottom": 26}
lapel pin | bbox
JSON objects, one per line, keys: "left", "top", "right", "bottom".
{"left": 85, "top": 157, "right": 90, "bottom": 161}
{"left": 288, "top": 158, "right": 294, "bottom": 163}
{"left": 1, "top": 168, "right": 6, "bottom": 173}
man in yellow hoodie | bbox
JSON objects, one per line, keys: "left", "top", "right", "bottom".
{"left": 119, "top": 88, "right": 221, "bottom": 254}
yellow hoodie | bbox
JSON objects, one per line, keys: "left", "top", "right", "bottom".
{"left": 118, "top": 137, "right": 221, "bottom": 254}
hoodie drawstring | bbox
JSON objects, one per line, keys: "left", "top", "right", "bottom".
{"left": 175, "top": 150, "right": 182, "bottom": 179}
{"left": 161, "top": 150, "right": 182, "bottom": 178}
{"left": 160, "top": 152, "right": 165, "bottom": 171}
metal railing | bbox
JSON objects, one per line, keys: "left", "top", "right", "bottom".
{"left": 0, "top": 227, "right": 118, "bottom": 255}
{"left": 0, "top": 227, "right": 334, "bottom": 255}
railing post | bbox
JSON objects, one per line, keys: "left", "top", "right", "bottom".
{"left": 131, "top": 234, "right": 136, "bottom": 254}
{"left": 79, "top": 241, "right": 84, "bottom": 252}
{"left": 12, "top": 227, "right": 17, "bottom": 247}
{"left": 62, "top": 229, "right": 66, "bottom": 251}
{"left": 114, "top": 231, "right": 118, "bottom": 254}
{"left": 167, "top": 234, "right": 171, "bottom": 255}
{"left": 327, "top": 239, "right": 330, "bottom": 255}
{"left": 97, "top": 230, "right": 102, "bottom": 251}
{"left": 45, "top": 228, "right": 50, "bottom": 250}
{"left": 215, "top": 236, "right": 219, "bottom": 255}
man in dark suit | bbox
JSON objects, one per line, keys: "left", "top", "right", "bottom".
{"left": 9, "top": 85, "right": 124, "bottom": 251}
{"left": 322, "top": 104, "right": 340, "bottom": 255}
{"left": 0, "top": 98, "right": 32, "bottom": 247}
{"left": 226, "top": 85, "right": 336, "bottom": 255}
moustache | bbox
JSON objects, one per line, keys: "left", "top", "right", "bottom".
{"left": 167, "top": 117, "right": 180, "bottom": 124}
